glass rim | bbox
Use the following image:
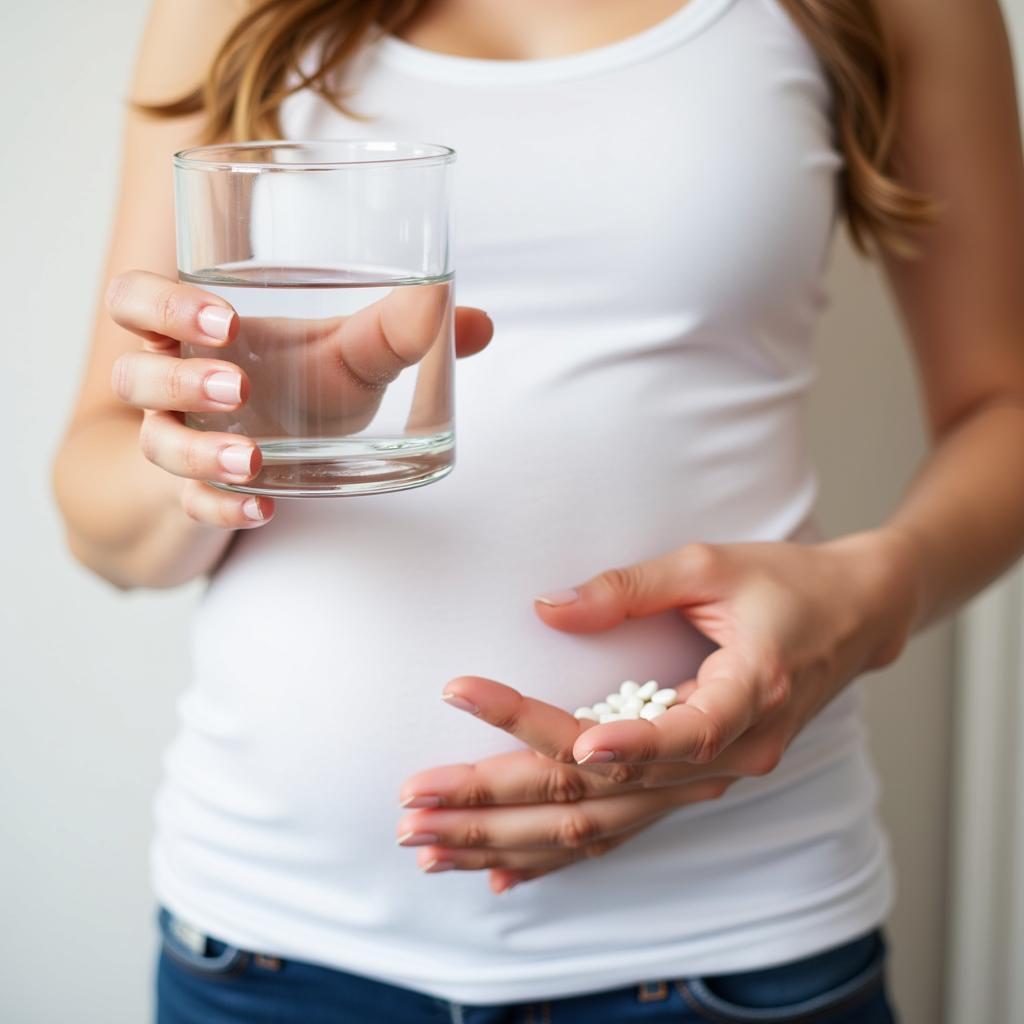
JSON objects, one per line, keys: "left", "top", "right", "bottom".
{"left": 173, "top": 139, "right": 457, "bottom": 172}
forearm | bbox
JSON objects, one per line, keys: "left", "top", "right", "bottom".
{"left": 873, "top": 398, "right": 1024, "bottom": 635}
{"left": 52, "top": 409, "right": 235, "bottom": 589}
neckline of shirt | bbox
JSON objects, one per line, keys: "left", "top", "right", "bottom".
{"left": 373, "top": 0, "right": 739, "bottom": 84}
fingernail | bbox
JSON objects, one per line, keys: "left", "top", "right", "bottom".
{"left": 577, "top": 749, "right": 616, "bottom": 765}
{"left": 401, "top": 795, "right": 442, "bottom": 808}
{"left": 422, "top": 858, "right": 455, "bottom": 873}
{"left": 397, "top": 831, "right": 440, "bottom": 847}
{"left": 198, "top": 305, "right": 235, "bottom": 341}
{"left": 442, "top": 693, "right": 480, "bottom": 715}
{"left": 204, "top": 371, "right": 242, "bottom": 405}
{"left": 218, "top": 444, "right": 254, "bottom": 477}
{"left": 242, "top": 498, "right": 263, "bottom": 522}
{"left": 535, "top": 588, "right": 579, "bottom": 607}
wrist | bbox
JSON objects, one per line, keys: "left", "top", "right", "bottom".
{"left": 820, "top": 525, "right": 927, "bottom": 671}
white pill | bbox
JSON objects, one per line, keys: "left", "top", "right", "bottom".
{"left": 599, "top": 713, "right": 623, "bottom": 724}
{"left": 574, "top": 707, "right": 598, "bottom": 720}
{"left": 620, "top": 708, "right": 642, "bottom": 719}
{"left": 605, "top": 693, "right": 625, "bottom": 710}
{"left": 621, "top": 698, "right": 644, "bottom": 716}
{"left": 591, "top": 702, "right": 612, "bottom": 716}
{"left": 638, "top": 680, "right": 659, "bottom": 700}
{"left": 652, "top": 688, "right": 678, "bottom": 707}
{"left": 641, "top": 703, "right": 666, "bottom": 720}
{"left": 619, "top": 680, "right": 640, "bottom": 698}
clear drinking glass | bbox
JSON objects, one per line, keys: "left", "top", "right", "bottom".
{"left": 173, "top": 140, "right": 455, "bottom": 497}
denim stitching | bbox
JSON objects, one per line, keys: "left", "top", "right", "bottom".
{"left": 158, "top": 908, "right": 248, "bottom": 981}
{"left": 670, "top": 939, "right": 887, "bottom": 1023}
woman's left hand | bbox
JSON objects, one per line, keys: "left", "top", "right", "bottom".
{"left": 397, "top": 527, "right": 923, "bottom": 894}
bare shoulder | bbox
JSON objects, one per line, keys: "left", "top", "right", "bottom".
{"left": 130, "top": 0, "right": 248, "bottom": 103}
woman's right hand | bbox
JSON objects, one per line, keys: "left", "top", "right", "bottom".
{"left": 106, "top": 269, "right": 274, "bottom": 531}
{"left": 105, "top": 269, "right": 495, "bottom": 533}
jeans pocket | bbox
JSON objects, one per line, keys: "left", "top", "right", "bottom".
{"left": 158, "top": 907, "right": 249, "bottom": 981}
{"left": 676, "top": 930, "right": 889, "bottom": 1023}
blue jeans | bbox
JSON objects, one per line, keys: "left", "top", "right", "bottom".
{"left": 156, "top": 906, "right": 897, "bottom": 1023}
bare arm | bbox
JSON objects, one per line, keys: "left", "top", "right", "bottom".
{"left": 51, "top": 0, "right": 493, "bottom": 591}
{"left": 870, "top": 0, "right": 1024, "bottom": 630}
{"left": 51, "top": 0, "right": 252, "bottom": 590}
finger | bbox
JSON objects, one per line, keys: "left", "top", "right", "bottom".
{"left": 111, "top": 353, "right": 248, "bottom": 413}
{"left": 487, "top": 822, "right": 655, "bottom": 891}
{"left": 139, "top": 411, "right": 261, "bottom": 484}
{"left": 415, "top": 819, "right": 660, "bottom": 873}
{"left": 399, "top": 749, "right": 617, "bottom": 810}
{"left": 418, "top": 845, "right": 580, "bottom": 873}
{"left": 398, "top": 723, "right": 725, "bottom": 809}
{"left": 488, "top": 781, "right": 733, "bottom": 891}
{"left": 440, "top": 676, "right": 584, "bottom": 763}
{"left": 105, "top": 270, "right": 238, "bottom": 347}
{"left": 334, "top": 281, "right": 449, "bottom": 389}
{"left": 179, "top": 479, "right": 274, "bottom": 530}
{"left": 398, "top": 785, "right": 684, "bottom": 852}
{"left": 481, "top": 815, "right": 671, "bottom": 888}
{"left": 453, "top": 307, "right": 493, "bottom": 359}
{"left": 571, "top": 650, "right": 760, "bottom": 766}
{"left": 533, "top": 542, "right": 733, "bottom": 634}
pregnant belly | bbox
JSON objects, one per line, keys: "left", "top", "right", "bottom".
{"left": 174, "top": 552, "right": 716, "bottom": 854}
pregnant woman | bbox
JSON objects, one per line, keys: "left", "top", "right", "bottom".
{"left": 52, "top": 1, "right": 1024, "bottom": 1021}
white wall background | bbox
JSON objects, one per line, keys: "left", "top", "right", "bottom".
{"left": 2, "top": 3, "right": 1022, "bottom": 1022}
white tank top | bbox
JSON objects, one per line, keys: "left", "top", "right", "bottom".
{"left": 152, "top": 0, "right": 894, "bottom": 1002}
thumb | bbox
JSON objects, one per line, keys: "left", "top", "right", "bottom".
{"left": 533, "top": 543, "right": 729, "bottom": 634}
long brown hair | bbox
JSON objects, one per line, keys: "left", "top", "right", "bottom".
{"left": 141, "top": 0, "right": 935, "bottom": 254}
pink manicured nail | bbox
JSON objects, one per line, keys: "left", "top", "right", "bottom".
{"left": 219, "top": 445, "right": 254, "bottom": 477}
{"left": 242, "top": 498, "right": 263, "bottom": 522}
{"left": 577, "top": 749, "right": 616, "bottom": 765}
{"left": 198, "top": 305, "right": 235, "bottom": 341}
{"left": 397, "top": 831, "right": 440, "bottom": 847}
{"left": 204, "top": 372, "right": 242, "bottom": 405}
{"left": 535, "top": 588, "right": 579, "bottom": 607}
{"left": 401, "top": 795, "right": 442, "bottom": 809}
{"left": 422, "top": 858, "right": 455, "bottom": 873}
{"left": 442, "top": 693, "right": 480, "bottom": 715}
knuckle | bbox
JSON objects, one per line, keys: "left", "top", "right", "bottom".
{"left": 154, "top": 286, "right": 185, "bottom": 331}
{"left": 489, "top": 703, "right": 523, "bottom": 734}
{"left": 110, "top": 356, "right": 132, "bottom": 401}
{"left": 542, "top": 766, "right": 587, "bottom": 805}
{"left": 675, "top": 541, "right": 720, "bottom": 578}
{"left": 556, "top": 810, "right": 600, "bottom": 850}
{"left": 691, "top": 719, "right": 726, "bottom": 764}
{"left": 600, "top": 565, "right": 642, "bottom": 602}
{"left": 166, "top": 362, "right": 193, "bottom": 406}
{"left": 104, "top": 272, "right": 131, "bottom": 313}
{"left": 604, "top": 762, "right": 643, "bottom": 786}
{"left": 182, "top": 438, "right": 206, "bottom": 477}
{"left": 461, "top": 820, "right": 489, "bottom": 848}
{"left": 549, "top": 744, "right": 578, "bottom": 765}
{"left": 460, "top": 780, "right": 492, "bottom": 808}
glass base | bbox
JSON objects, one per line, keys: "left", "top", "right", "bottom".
{"left": 211, "top": 433, "right": 454, "bottom": 498}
